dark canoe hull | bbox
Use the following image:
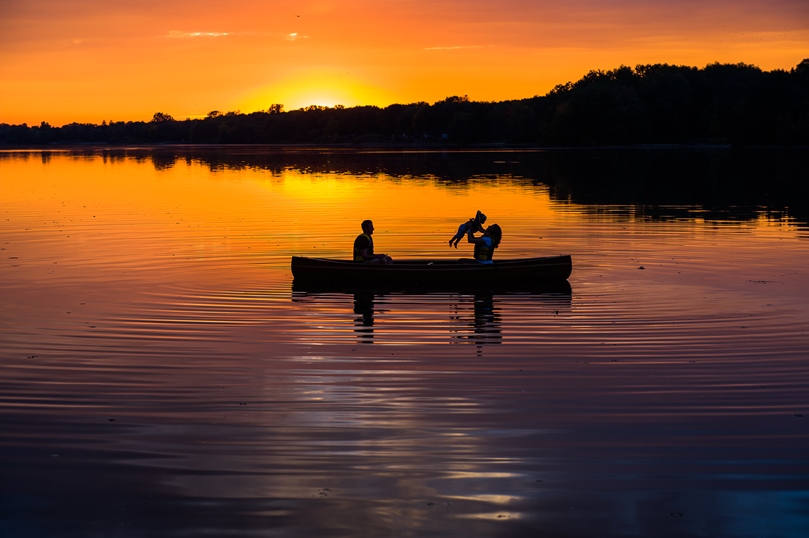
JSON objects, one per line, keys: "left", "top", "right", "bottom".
{"left": 291, "top": 255, "right": 572, "bottom": 286}
{"left": 291, "top": 279, "right": 573, "bottom": 295}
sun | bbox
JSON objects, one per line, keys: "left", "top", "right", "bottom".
{"left": 284, "top": 89, "right": 343, "bottom": 110}
{"left": 237, "top": 72, "right": 396, "bottom": 113}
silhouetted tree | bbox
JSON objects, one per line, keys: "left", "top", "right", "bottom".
{"left": 151, "top": 112, "right": 174, "bottom": 123}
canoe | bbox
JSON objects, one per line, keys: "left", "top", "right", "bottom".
{"left": 291, "top": 278, "right": 573, "bottom": 295}
{"left": 291, "top": 255, "right": 572, "bottom": 286}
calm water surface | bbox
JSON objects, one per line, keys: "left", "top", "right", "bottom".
{"left": 1, "top": 148, "right": 808, "bottom": 537}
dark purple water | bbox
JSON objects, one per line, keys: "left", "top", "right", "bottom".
{"left": 2, "top": 148, "right": 808, "bottom": 537}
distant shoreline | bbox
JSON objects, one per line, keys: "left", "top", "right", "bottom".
{"left": 7, "top": 142, "right": 809, "bottom": 152}
{"left": 3, "top": 61, "right": 807, "bottom": 148}
{"left": 0, "top": 142, "right": 772, "bottom": 151}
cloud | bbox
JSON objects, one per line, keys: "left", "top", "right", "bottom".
{"left": 164, "top": 30, "right": 309, "bottom": 41}
{"left": 166, "top": 31, "right": 234, "bottom": 38}
{"left": 424, "top": 45, "right": 486, "bottom": 51}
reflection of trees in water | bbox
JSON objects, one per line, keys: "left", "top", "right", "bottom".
{"left": 15, "top": 147, "right": 804, "bottom": 224}
{"left": 136, "top": 148, "right": 805, "bottom": 225}
{"left": 151, "top": 152, "right": 179, "bottom": 171}
{"left": 21, "top": 147, "right": 804, "bottom": 225}
{"left": 543, "top": 149, "right": 809, "bottom": 224}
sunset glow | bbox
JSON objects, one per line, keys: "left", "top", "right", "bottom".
{"left": 1, "top": 0, "right": 807, "bottom": 125}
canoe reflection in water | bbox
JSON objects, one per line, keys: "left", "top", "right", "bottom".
{"left": 451, "top": 291, "right": 501, "bottom": 349}
{"left": 352, "top": 290, "right": 376, "bottom": 343}
{"left": 291, "top": 280, "right": 572, "bottom": 348}
{"left": 353, "top": 290, "right": 502, "bottom": 347}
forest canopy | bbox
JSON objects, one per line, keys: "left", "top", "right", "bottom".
{"left": 2, "top": 60, "right": 807, "bottom": 147}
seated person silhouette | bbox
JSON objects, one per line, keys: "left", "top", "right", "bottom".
{"left": 353, "top": 219, "right": 393, "bottom": 264}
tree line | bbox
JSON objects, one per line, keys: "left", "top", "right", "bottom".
{"left": 2, "top": 60, "right": 807, "bottom": 146}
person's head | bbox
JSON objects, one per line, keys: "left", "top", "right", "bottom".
{"left": 486, "top": 223, "right": 502, "bottom": 248}
{"left": 477, "top": 211, "right": 487, "bottom": 225}
{"left": 361, "top": 219, "right": 374, "bottom": 235}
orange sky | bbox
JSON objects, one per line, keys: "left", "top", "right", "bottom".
{"left": 1, "top": 0, "right": 807, "bottom": 126}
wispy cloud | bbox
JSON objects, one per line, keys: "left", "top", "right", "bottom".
{"left": 424, "top": 45, "right": 487, "bottom": 51}
{"left": 166, "top": 31, "right": 234, "bottom": 38}
{"left": 164, "top": 30, "right": 309, "bottom": 41}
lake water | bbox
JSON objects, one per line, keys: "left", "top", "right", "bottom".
{"left": 1, "top": 147, "right": 808, "bottom": 537}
